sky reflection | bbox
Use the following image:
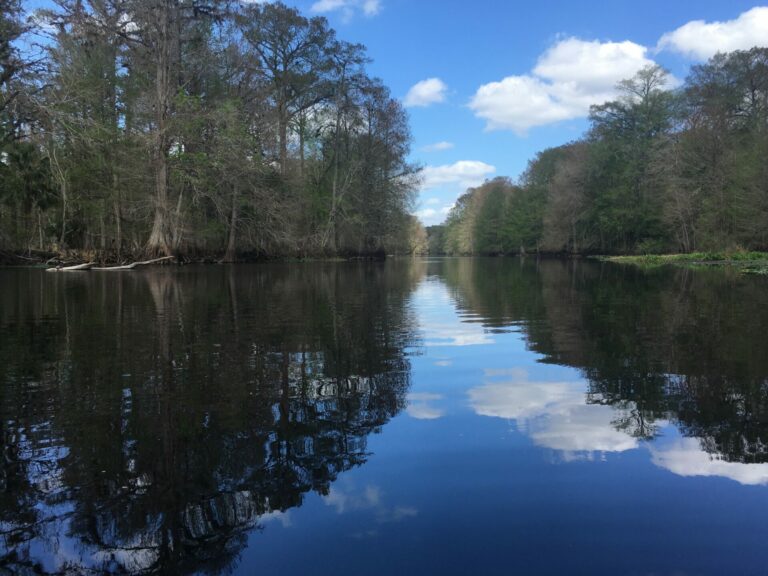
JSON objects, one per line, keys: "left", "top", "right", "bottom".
{"left": 469, "top": 370, "right": 639, "bottom": 455}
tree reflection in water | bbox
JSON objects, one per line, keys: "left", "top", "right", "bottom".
{"left": 0, "top": 262, "right": 423, "bottom": 573}
{"left": 2, "top": 258, "right": 768, "bottom": 573}
{"left": 436, "top": 258, "right": 768, "bottom": 465}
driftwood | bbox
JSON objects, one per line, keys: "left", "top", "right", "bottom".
{"left": 92, "top": 256, "right": 175, "bottom": 271}
{"left": 45, "top": 262, "right": 96, "bottom": 272}
{"left": 44, "top": 256, "right": 174, "bottom": 272}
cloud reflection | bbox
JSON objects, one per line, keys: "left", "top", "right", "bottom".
{"left": 423, "top": 324, "right": 494, "bottom": 347}
{"left": 468, "top": 369, "right": 768, "bottom": 485}
{"left": 415, "top": 281, "right": 495, "bottom": 347}
{"left": 406, "top": 392, "right": 445, "bottom": 420}
{"left": 322, "top": 483, "right": 418, "bottom": 526}
{"left": 651, "top": 437, "right": 768, "bottom": 486}
{"left": 468, "top": 369, "right": 639, "bottom": 455}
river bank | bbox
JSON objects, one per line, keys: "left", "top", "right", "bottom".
{"left": 0, "top": 247, "right": 392, "bottom": 268}
{"left": 595, "top": 251, "right": 768, "bottom": 274}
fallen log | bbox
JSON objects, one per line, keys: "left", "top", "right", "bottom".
{"left": 45, "top": 262, "right": 96, "bottom": 272}
{"left": 92, "top": 255, "right": 175, "bottom": 271}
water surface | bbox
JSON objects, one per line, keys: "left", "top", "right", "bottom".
{"left": 2, "top": 258, "right": 768, "bottom": 575}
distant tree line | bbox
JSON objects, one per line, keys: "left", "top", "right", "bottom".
{"left": 0, "top": 0, "right": 423, "bottom": 260}
{"left": 436, "top": 49, "right": 768, "bottom": 255}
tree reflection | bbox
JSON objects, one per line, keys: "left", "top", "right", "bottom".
{"left": 436, "top": 258, "right": 768, "bottom": 463}
{"left": 0, "top": 261, "right": 423, "bottom": 573}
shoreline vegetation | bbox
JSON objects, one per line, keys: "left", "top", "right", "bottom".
{"left": 595, "top": 251, "right": 768, "bottom": 275}
{"left": 1, "top": 1, "right": 426, "bottom": 262}
{"left": 0, "top": 247, "right": 386, "bottom": 268}
{"left": 2, "top": 1, "right": 766, "bottom": 263}
{"left": 428, "top": 50, "right": 768, "bottom": 259}
{"left": 4, "top": 249, "right": 768, "bottom": 276}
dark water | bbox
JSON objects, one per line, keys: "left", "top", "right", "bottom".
{"left": 2, "top": 259, "right": 768, "bottom": 575}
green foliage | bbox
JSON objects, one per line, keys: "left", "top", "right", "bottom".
{"left": 0, "top": 141, "right": 56, "bottom": 247}
{"left": 0, "top": 0, "right": 27, "bottom": 143}
{"left": 597, "top": 251, "right": 768, "bottom": 274}
{"left": 0, "top": 142, "right": 54, "bottom": 208}
{"left": 440, "top": 54, "right": 768, "bottom": 256}
{"left": 426, "top": 225, "right": 446, "bottom": 254}
{"left": 1, "top": 0, "right": 417, "bottom": 258}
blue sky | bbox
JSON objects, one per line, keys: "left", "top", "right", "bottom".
{"left": 281, "top": 1, "right": 767, "bottom": 225}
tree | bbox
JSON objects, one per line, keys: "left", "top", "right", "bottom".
{"left": 238, "top": 2, "right": 334, "bottom": 177}
{"left": 540, "top": 142, "right": 590, "bottom": 253}
{"left": 679, "top": 48, "right": 768, "bottom": 249}
{"left": 1, "top": 0, "right": 420, "bottom": 260}
{"left": 586, "top": 65, "right": 675, "bottom": 252}
{"left": 0, "top": 0, "right": 29, "bottom": 143}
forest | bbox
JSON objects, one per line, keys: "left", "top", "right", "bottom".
{"left": 2, "top": 0, "right": 766, "bottom": 262}
{"left": 0, "top": 0, "right": 424, "bottom": 261}
{"left": 436, "top": 50, "right": 768, "bottom": 255}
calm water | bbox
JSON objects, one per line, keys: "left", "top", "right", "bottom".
{"left": 2, "top": 258, "right": 768, "bottom": 575}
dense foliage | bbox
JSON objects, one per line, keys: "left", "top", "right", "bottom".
{"left": 0, "top": 0, "right": 422, "bottom": 259}
{"left": 438, "top": 53, "right": 768, "bottom": 255}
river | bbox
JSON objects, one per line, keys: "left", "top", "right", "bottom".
{"left": 1, "top": 258, "right": 767, "bottom": 574}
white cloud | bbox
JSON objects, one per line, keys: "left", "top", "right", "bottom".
{"left": 421, "top": 141, "right": 455, "bottom": 152}
{"left": 468, "top": 370, "right": 639, "bottom": 455}
{"left": 404, "top": 78, "right": 448, "bottom": 108}
{"left": 534, "top": 37, "right": 651, "bottom": 90}
{"left": 258, "top": 509, "right": 292, "bottom": 527}
{"left": 323, "top": 482, "right": 417, "bottom": 525}
{"left": 415, "top": 159, "right": 492, "bottom": 225}
{"left": 529, "top": 404, "right": 639, "bottom": 453}
{"left": 423, "top": 322, "right": 494, "bottom": 347}
{"left": 415, "top": 208, "right": 437, "bottom": 220}
{"left": 658, "top": 7, "right": 768, "bottom": 60}
{"left": 324, "top": 484, "right": 380, "bottom": 514}
{"left": 470, "top": 37, "right": 660, "bottom": 134}
{"left": 651, "top": 437, "right": 768, "bottom": 486}
{"left": 469, "top": 380, "right": 576, "bottom": 421}
{"left": 312, "top": 0, "right": 348, "bottom": 11}
{"left": 406, "top": 393, "right": 445, "bottom": 420}
{"left": 409, "top": 393, "right": 443, "bottom": 401}
{"left": 413, "top": 281, "right": 496, "bottom": 345}
{"left": 415, "top": 202, "right": 456, "bottom": 225}
{"left": 484, "top": 368, "right": 528, "bottom": 379}
{"left": 361, "top": 0, "right": 381, "bottom": 16}
{"left": 421, "top": 160, "right": 496, "bottom": 191}
{"left": 470, "top": 75, "right": 573, "bottom": 135}
{"left": 310, "top": 0, "right": 380, "bottom": 20}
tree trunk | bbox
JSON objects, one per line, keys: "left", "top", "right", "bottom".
{"left": 299, "top": 115, "right": 305, "bottom": 180}
{"left": 59, "top": 178, "right": 67, "bottom": 248}
{"left": 324, "top": 73, "right": 346, "bottom": 253}
{"left": 148, "top": 146, "right": 172, "bottom": 256}
{"left": 114, "top": 191, "right": 122, "bottom": 259}
{"left": 100, "top": 201, "right": 106, "bottom": 252}
{"left": 278, "top": 101, "right": 288, "bottom": 176}
{"left": 146, "top": 0, "right": 173, "bottom": 257}
{"left": 223, "top": 185, "right": 238, "bottom": 263}
{"left": 37, "top": 206, "right": 43, "bottom": 250}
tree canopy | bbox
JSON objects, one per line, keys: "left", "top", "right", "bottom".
{"left": 438, "top": 52, "right": 768, "bottom": 255}
{"left": 0, "top": 0, "right": 423, "bottom": 260}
